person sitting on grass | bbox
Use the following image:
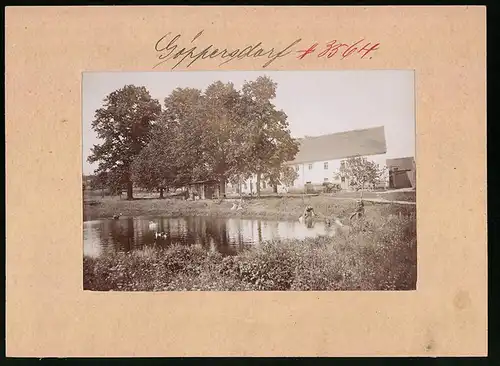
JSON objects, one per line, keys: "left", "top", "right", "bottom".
{"left": 349, "top": 200, "right": 365, "bottom": 221}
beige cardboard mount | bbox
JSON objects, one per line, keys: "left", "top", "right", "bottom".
{"left": 5, "top": 6, "right": 487, "bottom": 357}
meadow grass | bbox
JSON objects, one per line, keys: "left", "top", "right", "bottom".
{"left": 84, "top": 194, "right": 415, "bottom": 222}
{"left": 83, "top": 212, "right": 417, "bottom": 291}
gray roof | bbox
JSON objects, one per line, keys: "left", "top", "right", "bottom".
{"left": 288, "top": 126, "right": 387, "bottom": 164}
{"left": 386, "top": 157, "right": 415, "bottom": 171}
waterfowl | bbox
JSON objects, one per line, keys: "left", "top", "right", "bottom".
{"left": 155, "top": 231, "right": 165, "bottom": 239}
{"left": 155, "top": 231, "right": 168, "bottom": 239}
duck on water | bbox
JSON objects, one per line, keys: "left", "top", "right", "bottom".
{"left": 154, "top": 231, "right": 168, "bottom": 239}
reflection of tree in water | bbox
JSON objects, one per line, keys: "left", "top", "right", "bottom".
{"left": 153, "top": 217, "right": 203, "bottom": 249}
{"left": 151, "top": 218, "right": 172, "bottom": 248}
{"left": 257, "top": 221, "right": 263, "bottom": 243}
{"left": 137, "top": 219, "right": 157, "bottom": 249}
{"left": 237, "top": 222, "right": 245, "bottom": 251}
{"left": 107, "top": 218, "right": 135, "bottom": 253}
{"left": 203, "top": 218, "right": 237, "bottom": 255}
{"left": 184, "top": 217, "right": 200, "bottom": 245}
{"left": 94, "top": 216, "right": 332, "bottom": 257}
{"left": 95, "top": 221, "right": 113, "bottom": 255}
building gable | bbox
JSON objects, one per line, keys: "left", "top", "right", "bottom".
{"left": 288, "top": 126, "right": 387, "bottom": 164}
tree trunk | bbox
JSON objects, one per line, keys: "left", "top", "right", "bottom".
{"left": 159, "top": 188, "right": 164, "bottom": 199}
{"left": 273, "top": 184, "right": 278, "bottom": 194}
{"left": 127, "top": 181, "right": 133, "bottom": 200}
{"left": 256, "top": 172, "right": 261, "bottom": 198}
{"left": 219, "top": 178, "right": 226, "bottom": 198}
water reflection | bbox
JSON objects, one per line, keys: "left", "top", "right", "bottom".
{"left": 83, "top": 216, "right": 336, "bottom": 258}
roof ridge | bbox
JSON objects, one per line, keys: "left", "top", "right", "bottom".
{"left": 299, "top": 125, "right": 385, "bottom": 140}
{"left": 387, "top": 156, "right": 414, "bottom": 160}
{"left": 289, "top": 125, "right": 387, "bottom": 164}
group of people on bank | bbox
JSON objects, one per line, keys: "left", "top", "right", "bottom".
{"left": 299, "top": 199, "right": 365, "bottom": 228}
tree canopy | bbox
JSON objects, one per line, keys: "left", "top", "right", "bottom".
{"left": 89, "top": 77, "right": 299, "bottom": 199}
{"left": 87, "top": 85, "right": 161, "bottom": 199}
{"left": 240, "top": 76, "right": 299, "bottom": 196}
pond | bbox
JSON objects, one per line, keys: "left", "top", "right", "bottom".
{"left": 83, "top": 216, "right": 337, "bottom": 257}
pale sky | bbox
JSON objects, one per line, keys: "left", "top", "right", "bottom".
{"left": 82, "top": 70, "right": 415, "bottom": 175}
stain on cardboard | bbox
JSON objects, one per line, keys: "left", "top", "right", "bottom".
{"left": 453, "top": 290, "right": 471, "bottom": 310}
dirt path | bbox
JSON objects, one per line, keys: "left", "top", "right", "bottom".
{"left": 326, "top": 197, "right": 416, "bottom": 205}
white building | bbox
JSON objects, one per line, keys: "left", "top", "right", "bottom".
{"left": 233, "top": 126, "right": 388, "bottom": 194}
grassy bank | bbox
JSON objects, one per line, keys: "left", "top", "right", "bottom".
{"left": 84, "top": 195, "right": 415, "bottom": 222}
{"left": 83, "top": 213, "right": 417, "bottom": 291}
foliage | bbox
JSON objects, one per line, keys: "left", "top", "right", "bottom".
{"left": 163, "top": 87, "right": 213, "bottom": 185}
{"left": 322, "top": 182, "right": 341, "bottom": 193}
{"left": 201, "top": 81, "right": 251, "bottom": 194}
{"left": 128, "top": 77, "right": 298, "bottom": 197}
{"left": 280, "top": 166, "right": 299, "bottom": 187}
{"left": 240, "top": 76, "right": 300, "bottom": 195}
{"left": 87, "top": 85, "right": 162, "bottom": 199}
{"left": 339, "top": 157, "right": 386, "bottom": 191}
{"left": 131, "top": 88, "right": 207, "bottom": 195}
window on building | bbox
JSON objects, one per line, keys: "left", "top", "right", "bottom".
{"left": 324, "top": 162, "right": 328, "bottom": 170}
{"left": 341, "top": 177, "right": 345, "bottom": 183}
{"left": 308, "top": 163, "right": 313, "bottom": 170}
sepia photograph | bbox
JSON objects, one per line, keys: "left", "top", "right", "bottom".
{"left": 83, "top": 70, "right": 416, "bottom": 292}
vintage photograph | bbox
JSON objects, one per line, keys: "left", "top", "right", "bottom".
{"left": 83, "top": 70, "right": 416, "bottom": 291}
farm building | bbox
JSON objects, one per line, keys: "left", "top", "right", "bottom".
{"left": 186, "top": 180, "right": 220, "bottom": 200}
{"left": 236, "top": 126, "right": 388, "bottom": 194}
{"left": 386, "top": 157, "right": 416, "bottom": 189}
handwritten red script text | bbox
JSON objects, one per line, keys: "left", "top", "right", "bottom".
{"left": 152, "top": 30, "right": 381, "bottom": 70}
{"left": 297, "top": 39, "right": 380, "bottom": 60}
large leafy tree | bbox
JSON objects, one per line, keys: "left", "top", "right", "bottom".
{"left": 241, "top": 76, "right": 299, "bottom": 196}
{"left": 339, "top": 157, "right": 386, "bottom": 195}
{"left": 125, "top": 77, "right": 298, "bottom": 200}
{"left": 132, "top": 87, "right": 208, "bottom": 195}
{"left": 130, "top": 124, "right": 173, "bottom": 198}
{"left": 202, "top": 81, "right": 250, "bottom": 196}
{"left": 87, "top": 85, "right": 161, "bottom": 200}
{"left": 166, "top": 88, "right": 213, "bottom": 185}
